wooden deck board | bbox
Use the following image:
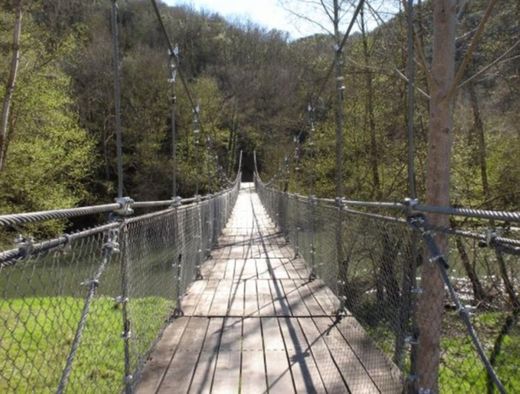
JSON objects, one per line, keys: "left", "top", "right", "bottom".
{"left": 157, "top": 317, "right": 209, "bottom": 394}
{"left": 241, "top": 318, "right": 267, "bottom": 394}
{"left": 211, "top": 318, "right": 242, "bottom": 393}
{"left": 262, "top": 317, "right": 295, "bottom": 393}
{"left": 136, "top": 183, "right": 402, "bottom": 393}
{"left": 188, "top": 318, "right": 223, "bottom": 394}
{"left": 278, "top": 316, "right": 326, "bottom": 394}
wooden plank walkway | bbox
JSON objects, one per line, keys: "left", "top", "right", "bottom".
{"left": 136, "top": 183, "right": 402, "bottom": 394}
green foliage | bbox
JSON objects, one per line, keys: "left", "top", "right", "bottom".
{"left": 0, "top": 70, "right": 94, "bottom": 239}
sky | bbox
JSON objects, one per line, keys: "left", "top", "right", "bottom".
{"left": 163, "top": 0, "right": 335, "bottom": 39}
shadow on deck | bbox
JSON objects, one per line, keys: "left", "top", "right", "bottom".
{"left": 136, "top": 183, "right": 402, "bottom": 393}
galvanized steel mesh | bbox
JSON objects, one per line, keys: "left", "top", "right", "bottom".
{"left": 0, "top": 179, "right": 239, "bottom": 393}
{"left": 255, "top": 175, "right": 520, "bottom": 393}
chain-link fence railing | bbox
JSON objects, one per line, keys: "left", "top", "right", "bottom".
{"left": 0, "top": 179, "right": 240, "bottom": 393}
{"left": 256, "top": 174, "right": 520, "bottom": 393}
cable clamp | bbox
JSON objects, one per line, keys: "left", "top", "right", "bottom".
{"left": 114, "top": 197, "right": 134, "bottom": 216}
{"left": 195, "top": 194, "right": 201, "bottom": 203}
{"left": 114, "top": 296, "right": 128, "bottom": 305}
{"left": 124, "top": 375, "right": 133, "bottom": 384}
{"left": 81, "top": 279, "right": 99, "bottom": 288}
{"left": 15, "top": 234, "right": 34, "bottom": 259}
{"left": 403, "top": 197, "right": 419, "bottom": 209}
{"left": 121, "top": 330, "right": 132, "bottom": 340}
{"left": 428, "top": 254, "right": 444, "bottom": 264}
{"left": 103, "top": 239, "right": 120, "bottom": 254}
{"left": 172, "top": 196, "right": 182, "bottom": 208}
{"left": 405, "top": 336, "right": 418, "bottom": 345}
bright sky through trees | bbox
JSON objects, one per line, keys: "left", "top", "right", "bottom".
{"left": 163, "top": 0, "right": 329, "bottom": 39}
{"left": 164, "top": 0, "right": 395, "bottom": 39}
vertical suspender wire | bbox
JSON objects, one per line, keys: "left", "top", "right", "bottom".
{"left": 170, "top": 50, "right": 178, "bottom": 198}
{"left": 406, "top": 0, "right": 417, "bottom": 200}
{"left": 307, "top": 104, "right": 317, "bottom": 281}
{"left": 111, "top": 0, "right": 124, "bottom": 198}
{"left": 403, "top": 0, "right": 420, "bottom": 387}
{"left": 110, "top": 4, "right": 131, "bottom": 391}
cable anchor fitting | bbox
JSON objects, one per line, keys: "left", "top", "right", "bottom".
{"left": 171, "top": 196, "right": 182, "bottom": 208}
{"left": 15, "top": 234, "right": 34, "bottom": 259}
{"left": 114, "top": 197, "right": 134, "bottom": 217}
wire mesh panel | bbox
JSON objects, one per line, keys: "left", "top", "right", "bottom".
{"left": 0, "top": 225, "right": 123, "bottom": 393}
{"left": 256, "top": 175, "right": 520, "bottom": 393}
{"left": 0, "top": 180, "right": 240, "bottom": 393}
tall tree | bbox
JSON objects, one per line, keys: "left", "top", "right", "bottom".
{"left": 415, "top": 1, "right": 457, "bottom": 389}
{"left": 0, "top": 0, "right": 23, "bottom": 172}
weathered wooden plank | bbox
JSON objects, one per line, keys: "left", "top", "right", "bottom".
{"left": 182, "top": 280, "right": 208, "bottom": 316}
{"left": 262, "top": 318, "right": 295, "bottom": 393}
{"left": 257, "top": 279, "right": 275, "bottom": 316}
{"left": 307, "top": 279, "right": 340, "bottom": 315}
{"left": 135, "top": 317, "right": 190, "bottom": 393}
{"left": 269, "top": 279, "right": 291, "bottom": 317}
{"left": 334, "top": 316, "right": 403, "bottom": 393}
{"left": 210, "top": 280, "right": 232, "bottom": 316}
{"left": 211, "top": 317, "right": 242, "bottom": 393}
{"left": 208, "top": 260, "right": 227, "bottom": 280}
{"left": 228, "top": 280, "right": 244, "bottom": 316}
{"left": 282, "top": 279, "right": 308, "bottom": 317}
{"left": 193, "top": 279, "right": 219, "bottom": 316}
{"left": 297, "top": 317, "right": 347, "bottom": 394}
{"left": 242, "top": 258, "right": 258, "bottom": 280}
{"left": 233, "top": 259, "right": 245, "bottom": 281}
{"left": 297, "top": 280, "right": 328, "bottom": 316}
{"left": 272, "top": 258, "right": 290, "bottom": 279}
{"left": 243, "top": 279, "right": 258, "bottom": 317}
{"left": 313, "top": 317, "right": 379, "bottom": 393}
{"left": 188, "top": 318, "right": 224, "bottom": 394}
{"left": 288, "top": 257, "right": 309, "bottom": 279}
{"left": 256, "top": 258, "right": 271, "bottom": 279}
{"left": 157, "top": 317, "right": 209, "bottom": 393}
{"left": 241, "top": 318, "right": 267, "bottom": 394}
{"left": 223, "top": 258, "right": 235, "bottom": 280}
{"left": 278, "top": 317, "right": 326, "bottom": 394}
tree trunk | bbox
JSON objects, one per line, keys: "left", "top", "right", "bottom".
{"left": 0, "top": 0, "right": 23, "bottom": 172}
{"left": 468, "top": 83, "right": 490, "bottom": 200}
{"left": 415, "top": 1, "right": 456, "bottom": 392}
{"left": 453, "top": 231, "right": 487, "bottom": 303}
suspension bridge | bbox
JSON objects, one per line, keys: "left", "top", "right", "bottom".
{"left": 1, "top": 0, "right": 520, "bottom": 393}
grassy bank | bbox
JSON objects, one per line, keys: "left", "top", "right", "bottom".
{"left": 0, "top": 296, "right": 172, "bottom": 393}
{"left": 368, "top": 311, "right": 520, "bottom": 393}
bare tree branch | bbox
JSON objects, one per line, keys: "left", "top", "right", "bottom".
{"left": 397, "top": 0, "right": 432, "bottom": 89}
{"left": 279, "top": 2, "right": 335, "bottom": 35}
{"left": 319, "top": 0, "right": 335, "bottom": 24}
{"left": 458, "top": 38, "right": 520, "bottom": 89}
{"left": 449, "top": 0, "right": 499, "bottom": 97}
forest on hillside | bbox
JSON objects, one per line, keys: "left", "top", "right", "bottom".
{"left": 0, "top": 0, "right": 519, "bottom": 234}
{"left": 1, "top": 1, "right": 520, "bottom": 392}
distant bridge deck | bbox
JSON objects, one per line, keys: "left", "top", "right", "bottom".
{"left": 136, "top": 183, "right": 402, "bottom": 393}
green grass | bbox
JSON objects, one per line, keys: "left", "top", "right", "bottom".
{"left": 366, "top": 311, "right": 520, "bottom": 393}
{"left": 0, "top": 296, "right": 172, "bottom": 393}
{"left": 440, "top": 311, "right": 520, "bottom": 393}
